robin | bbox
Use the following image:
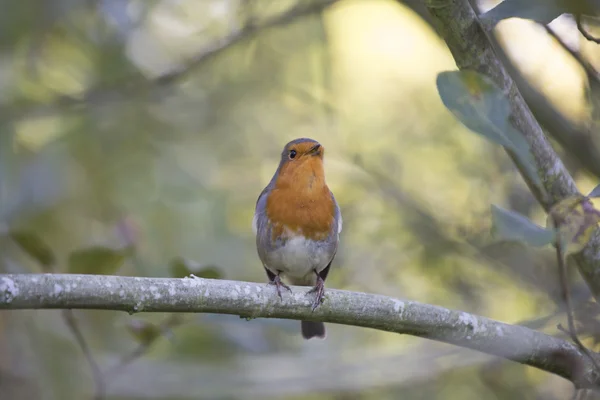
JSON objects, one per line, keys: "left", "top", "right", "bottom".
{"left": 253, "top": 138, "right": 342, "bottom": 340}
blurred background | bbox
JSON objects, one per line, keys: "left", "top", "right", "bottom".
{"left": 1, "top": 0, "right": 600, "bottom": 399}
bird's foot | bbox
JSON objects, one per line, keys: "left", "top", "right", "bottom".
{"left": 269, "top": 274, "right": 291, "bottom": 300}
{"left": 307, "top": 275, "right": 325, "bottom": 311}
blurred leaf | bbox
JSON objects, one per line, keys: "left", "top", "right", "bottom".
{"left": 164, "top": 314, "right": 186, "bottom": 328}
{"left": 491, "top": 204, "right": 555, "bottom": 247}
{"left": 169, "top": 257, "right": 196, "bottom": 278}
{"left": 481, "top": 0, "right": 600, "bottom": 27}
{"left": 9, "top": 230, "right": 55, "bottom": 270}
{"left": 68, "top": 246, "right": 127, "bottom": 275}
{"left": 195, "top": 265, "right": 223, "bottom": 279}
{"left": 588, "top": 184, "right": 600, "bottom": 198}
{"left": 126, "top": 320, "right": 162, "bottom": 345}
{"left": 437, "top": 71, "right": 512, "bottom": 148}
{"left": 480, "top": 0, "right": 567, "bottom": 26}
{"left": 161, "top": 314, "right": 186, "bottom": 342}
{"left": 548, "top": 196, "right": 600, "bottom": 254}
{"left": 169, "top": 257, "right": 224, "bottom": 279}
{"left": 436, "top": 71, "right": 540, "bottom": 186}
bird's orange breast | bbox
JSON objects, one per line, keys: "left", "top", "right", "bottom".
{"left": 266, "top": 157, "right": 335, "bottom": 241}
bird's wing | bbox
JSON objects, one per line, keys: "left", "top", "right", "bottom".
{"left": 252, "top": 186, "right": 270, "bottom": 235}
{"left": 331, "top": 191, "right": 342, "bottom": 235}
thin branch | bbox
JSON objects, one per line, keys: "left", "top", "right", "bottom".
{"left": 3, "top": 0, "right": 340, "bottom": 122}
{"left": 1, "top": 273, "right": 600, "bottom": 388}
{"left": 104, "top": 314, "right": 184, "bottom": 380}
{"left": 575, "top": 388, "right": 592, "bottom": 400}
{"left": 104, "top": 343, "right": 148, "bottom": 382}
{"left": 555, "top": 234, "right": 600, "bottom": 371}
{"left": 545, "top": 24, "right": 600, "bottom": 84}
{"left": 155, "top": 0, "right": 338, "bottom": 86}
{"left": 577, "top": 14, "right": 600, "bottom": 44}
{"left": 61, "top": 309, "right": 106, "bottom": 400}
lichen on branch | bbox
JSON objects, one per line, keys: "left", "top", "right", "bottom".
{"left": 1, "top": 273, "right": 599, "bottom": 388}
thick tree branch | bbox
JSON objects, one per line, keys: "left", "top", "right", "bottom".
{"left": 408, "top": 0, "right": 600, "bottom": 181}
{"left": 1, "top": 273, "right": 599, "bottom": 387}
{"left": 421, "top": 0, "right": 600, "bottom": 300}
{"left": 476, "top": 4, "right": 600, "bottom": 180}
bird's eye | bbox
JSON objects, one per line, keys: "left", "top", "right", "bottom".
{"left": 289, "top": 150, "right": 297, "bottom": 159}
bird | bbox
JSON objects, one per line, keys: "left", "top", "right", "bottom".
{"left": 253, "top": 138, "right": 342, "bottom": 340}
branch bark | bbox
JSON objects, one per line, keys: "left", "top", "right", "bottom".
{"left": 1, "top": 273, "right": 599, "bottom": 388}
{"left": 421, "top": 0, "right": 600, "bottom": 300}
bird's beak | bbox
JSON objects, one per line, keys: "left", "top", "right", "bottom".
{"left": 309, "top": 143, "right": 321, "bottom": 155}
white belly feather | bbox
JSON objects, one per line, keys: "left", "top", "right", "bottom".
{"left": 268, "top": 235, "right": 331, "bottom": 279}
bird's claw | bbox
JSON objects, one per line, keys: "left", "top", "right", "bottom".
{"left": 307, "top": 276, "right": 325, "bottom": 311}
{"left": 269, "top": 275, "right": 291, "bottom": 299}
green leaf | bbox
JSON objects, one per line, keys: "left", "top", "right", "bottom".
{"left": 68, "top": 246, "right": 127, "bottom": 275}
{"left": 480, "top": 0, "right": 566, "bottom": 27}
{"left": 9, "top": 230, "right": 55, "bottom": 269}
{"left": 503, "top": 126, "right": 540, "bottom": 188}
{"left": 436, "top": 70, "right": 540, "bottom": 186}
{"left": 588, "top": 184, "right": 600, "bottom": 198}
{"left": 491, "top": 204, "right": 555, "bottom": 247}
{"left": 437, "top": 71, "right": 513, "bottom": 148}
{"left": 169, "top": 257, "right": 223, "bottom": 279}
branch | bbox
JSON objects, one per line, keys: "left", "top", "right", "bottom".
{"left": 474, "top": 6, "right": 600, "bottom": 180}
{"left": 3, "top": 0, "right": 339, "bottom": 122}
{"left": 154, "top": 0, "right": 339, "bottom": 86}
{"left": 1, "top": 273, "right": 599, "bottom": 388}
{"left": 421, "top": 0, "right": 600, "bottom": 300}
{"left": 61, "top": 309, "right": 106, "bottom": 400}
{"left": 104, "top": 314, "right": 184, "bottom": 380}
{"left": 545, "top": 23, "right": 600, "bottom": 84}
{"left": 555, "top": 231, "right": 600, "bottom": 371}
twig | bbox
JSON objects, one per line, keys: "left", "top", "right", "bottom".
{"left": 62, "top": 309, "right": 106, "bottom": 400}
{"left": 4, "top": 0, "right": 340, "bottom": 122}
{"left": 577, "top": 14, "right": 600, "bottom": 44}
{"left": 136, "top": 0, "right": 338, "bottom": 87}
{"left": 554, "top": 223, "right": 600, "bottom": 372}
{"left": 104, "top": 343, "right": 149, "bottom": 381}
{"left": 15, "top": 238, "right": 106, "bottom": 398}
{"left": 545, "top": 24, "right": 600, "bottom": 83}
{"left": 574, "top": 388, "right": 590, "bottom": 400}
{"left": 104, "top": 314, "right": 185, "bottom": 380}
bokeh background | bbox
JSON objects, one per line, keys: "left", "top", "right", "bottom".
{"left": 1, "top": 0, "right": 600, "bottom": 399}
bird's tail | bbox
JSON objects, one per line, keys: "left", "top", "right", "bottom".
{"left": 289, "top": 274, "right": 326, "bottom": 340}
{"left": 301, "top": 321, "right": 326, "bottom": 339}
